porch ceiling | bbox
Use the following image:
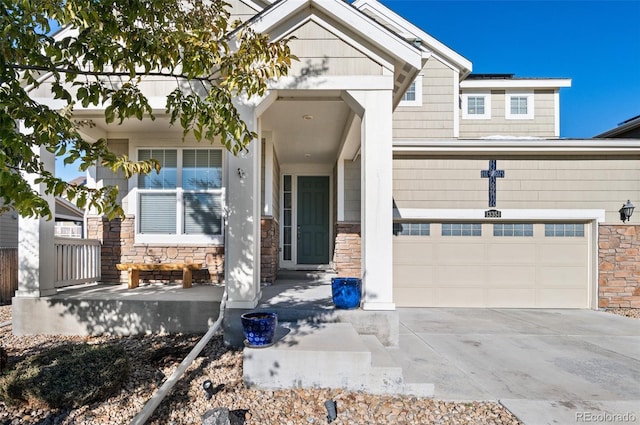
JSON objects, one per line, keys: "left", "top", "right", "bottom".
{"left": 261, "top": 97, "right": 351, "bottom": 165}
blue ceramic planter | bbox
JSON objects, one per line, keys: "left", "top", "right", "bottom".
{"left": 241, "top": 312, "right": 278, "bottom": 347}
{"left": 331, "top": 277, "right": 361, "bottom": 309}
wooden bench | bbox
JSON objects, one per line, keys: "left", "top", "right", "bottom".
{"left": 115, "top": 263, "right": 202, "bottom": 289}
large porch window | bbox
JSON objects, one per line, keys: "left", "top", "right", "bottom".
{"left": 136, "top": 148, "right": 224, "bottom": 244}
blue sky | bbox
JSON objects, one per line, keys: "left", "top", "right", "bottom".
{"left": 380, "top": 0, "right": 640, "bottom": 138}
{"left": 57, "top": 0, "right": 640, "bottom": 181}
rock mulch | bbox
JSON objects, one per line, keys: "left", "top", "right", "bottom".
{"left": 605, "top": 307, "right": 640, "bottom": 320}
{"left": 1, "top": 305, "right": 636, "bottom": 424}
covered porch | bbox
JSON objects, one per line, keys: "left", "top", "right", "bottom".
{"left": 12, "top": 271, "right": 396, "bottom": 343}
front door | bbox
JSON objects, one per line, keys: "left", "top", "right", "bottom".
{"left": 297, "top": 176, "right": 329, "bottom": 264}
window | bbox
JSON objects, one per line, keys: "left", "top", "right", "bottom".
{"left": 137, "top": 148, "right": 224, "bottom": 243}
{"left": 393, "top": 222, "right": 430, "bottom": 236}
{"left": 461, "top": 92, "right": 491, "bottom": 119}
{"left": 494, "top": 223, "right": 533, "bottom": 237}
{"left": 506, "top": 92, "right": 534, "bottom": 119}
{"left": 442, "top": 223, "right": 482, "bottom": 236}
{"left": 468, "top": 97, "right": 485, "bottom": 114}
{"left": 399, "top": 75, "right": 423, "bottom": 107}
{"left": 545, "top": 223, "right": 584, "bottom": 237}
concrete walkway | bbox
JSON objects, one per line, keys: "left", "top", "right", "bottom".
{"left": 395, "top": 308, "right": 640, "bottom": 425}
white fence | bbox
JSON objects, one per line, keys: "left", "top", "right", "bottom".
{"left": 54, "top": 237, "right": 101, "bottom": 288}
{"left": 54, "top": 224, "right": 83, "bottom": 238}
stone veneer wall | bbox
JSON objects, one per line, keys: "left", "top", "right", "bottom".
{"left": 87, "top": 216, "right": 224, "bottom": 285}
{"left": 260, "top": 217, "right": 279, "bottom": 283}
{"left": 333, "top": 222, "right": 361, "bottom": 277}
{"left": 599, "top": 225, "right": 640, "bottom": 308}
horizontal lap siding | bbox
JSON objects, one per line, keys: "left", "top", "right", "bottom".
{"left": 0, "top": 212, "right": 18, "bottom": 248}
{"left": 228, "top": 0, "right": 260, "bottom": 23}
{"left": 459, "top": 90, "right": 557, "bottom": 138}
{"left": 344, "top": 159, "right": 361, "bottom": 222}
{"left": 393, "top": 158, "right": 640, "bottom": 222}
{"left": 393, "top": 58, "right": 455, "bottom": 139}
{"left": 289, "top": 21, "right": 383, "bottom": 77}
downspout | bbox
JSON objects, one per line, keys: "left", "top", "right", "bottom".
{"left": 130, "top": 287, "right": 228, "bottom": 425}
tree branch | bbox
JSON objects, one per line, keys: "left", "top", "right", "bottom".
{"left": 9, "top": 63, "right": 219, "bottom": 84}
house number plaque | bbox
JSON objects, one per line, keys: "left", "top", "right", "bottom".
{"left": 485, "top": 209, "right": 502, "bottom": 218}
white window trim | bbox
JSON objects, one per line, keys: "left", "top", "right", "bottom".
{"left": 399, "top": 75, "right": 423, "bottom": 107}
{"left": 133, "top": 147, "right": 225, "bottom": 245}
{"left": 505, "top": 91, "right": 534, "bottom": 120}
{"left": 461, "top": 92, "right": 491, "bottom": 119}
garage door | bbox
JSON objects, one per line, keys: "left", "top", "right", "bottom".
{"left": 393, "top": 222, "right": 590, "bottom": 308}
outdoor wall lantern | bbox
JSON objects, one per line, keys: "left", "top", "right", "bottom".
{"left": 619, "top": 200, "right": 635, "bottom": 223}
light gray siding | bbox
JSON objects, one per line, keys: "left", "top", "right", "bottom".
{"left": 228, "top": 0, "right": 260, "bottom": 23}
{"left": 393, "top": 157, "right": 640, "bottom": 223}
{"left": 98, "top": 139, "right": 129, "bottom": 210}
{"left": 272, "top": 149, "right": 281, "bottom": 221}
{"left": 288, "top": 21, "right": 384, "bottom": 77}
{"left": 261, "top": 141, "right": 281, "bottom": 220}
{"left": 393, "top": 57, "right": 456, "bottom": 139}
{"left": 0, "top": 211, "right": 18, "bottom": 247}
{"left": 344, "top": 159, "right": 361, "bottom": 222}
{"left": 459, "top": 89, "right": 557, "bottom": 138}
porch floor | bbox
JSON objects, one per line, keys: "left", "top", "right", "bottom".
{"left": 55, "top": 282, "right": 226, "bottom": 302}
{"left": 256, "top": 271, "right": 335, "bottom": 315}
{"left": 12, "top": 282, "right": 224, "bottom": 336}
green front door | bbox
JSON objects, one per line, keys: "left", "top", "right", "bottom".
{"left": 297, "top": 176, "right": 330, "bottom": 264}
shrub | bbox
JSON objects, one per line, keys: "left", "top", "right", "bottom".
{"left": 0, "top": 343, "right": 129, "bottom": 408}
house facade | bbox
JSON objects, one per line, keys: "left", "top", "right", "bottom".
{"left": 14, "top": 0, "right": 640, "bottom": 336}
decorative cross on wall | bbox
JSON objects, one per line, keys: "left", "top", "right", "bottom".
{"left": 481, "top": 160, "right": 505, "bottom": 208}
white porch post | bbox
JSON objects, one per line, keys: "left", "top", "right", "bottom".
{"left": 225, "top": 102, "right": 262, "bottom": 308}
{"left": 349, "top": 89, "right": 395, "bottom": 310}
{"left": 16, "top": 146, "right": 57, "bottom": 297}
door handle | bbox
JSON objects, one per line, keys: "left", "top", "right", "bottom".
{"left": 297, "top": 225, "right": 301, "bottom": 240}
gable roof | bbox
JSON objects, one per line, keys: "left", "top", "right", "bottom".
{"left": 248, "top": 0, "right": 422, "bottom": 69}
{"left": 595, "top": 115, "right": 640, "bottom": 138}
{"left": 244, "top": 0, "right": 423, "bottom": 106}
{"left": 352, "top": 0, "right": 472, "bottom": 77}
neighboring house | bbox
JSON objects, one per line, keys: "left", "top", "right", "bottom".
{"left": 0, "top": 208, "right": 18, "bottom": 248}
{"left": 595, "top": 115, "right": 640, "bottom": 139}
{"left": 54, "top": 197, "right": 85, "bottom": 238}
{"left": 1, "top": 197, "right": 84, "bottom": 246}
{"left": 14, "top": 0, "right": 640, "bottom": 336}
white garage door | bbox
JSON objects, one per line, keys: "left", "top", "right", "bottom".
{"left": 393, "top": 222, "right": 591, "bottom": 308}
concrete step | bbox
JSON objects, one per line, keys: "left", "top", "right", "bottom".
{"left": 385, "top": 345, "right": 435, "bottom": 397}
{"left": 242, "top": 322, "right": 434, "bottom": 397}
{"left": 359, "top": 335, "right": 404, "bottom": 394}
{"left": 243, "top": 322, "right": 373, "bottom": 392}
{"left": 360, "top": 335, "right": 434, "bottom": 396}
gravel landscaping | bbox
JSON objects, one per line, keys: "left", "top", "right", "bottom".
{"left": 1, "top": 305, "right": 636, "bottom": 424}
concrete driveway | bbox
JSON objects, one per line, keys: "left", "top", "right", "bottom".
{"left": 394, "top": 308, "right": 640, "bottom": 425}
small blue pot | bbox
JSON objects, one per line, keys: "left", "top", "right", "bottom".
{"left": 331, "top": 277, "right": 362, "bottom": 309}
{"left": 241, "top": 312, "right": 278, "bottom": 347}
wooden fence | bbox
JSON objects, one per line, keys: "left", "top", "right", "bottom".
{"left": 0, "top": 248, "right": 18, "bottom": 303}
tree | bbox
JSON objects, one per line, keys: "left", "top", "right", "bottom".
{"left": 0, "top": 0, "right": 294, "bottom": 219}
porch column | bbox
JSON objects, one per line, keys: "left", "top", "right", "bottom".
{"left": 348, "top": 89, "right": 395, "bottom": 310}
{"left": 16, "top": 146, "right": 57, "bottom": 297}
{"left": 225, "top": 101, "right": 262, "bottom": 308}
